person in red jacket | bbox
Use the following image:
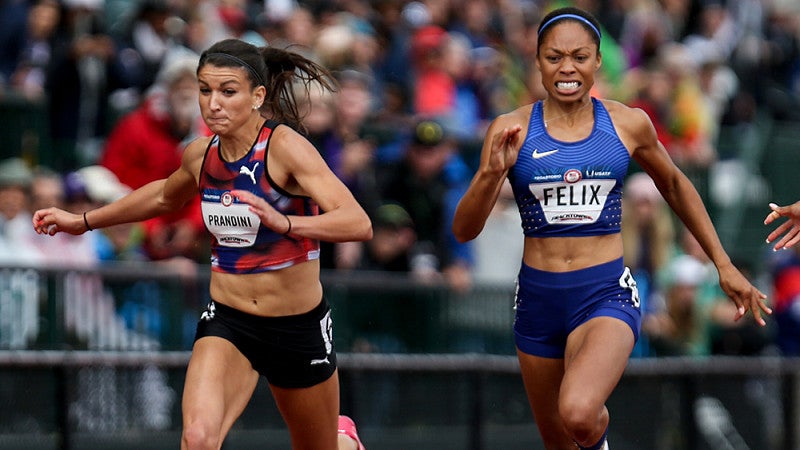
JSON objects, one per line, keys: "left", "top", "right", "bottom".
{"left": 100, "top": 52, "right": 208, "bottom": 261}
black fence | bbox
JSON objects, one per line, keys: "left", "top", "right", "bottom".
{"left": 0, "top": 264, "right": 797, "bottom": 449}
{"left": 0, "top": 351, "right": 797, "bottom": 450}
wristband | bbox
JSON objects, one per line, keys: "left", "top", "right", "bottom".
{"left": 283, "top": 214, "right": 292, "bottom": 235}
{"left": 83, "top": 211, "right": 93, "bottom": 232}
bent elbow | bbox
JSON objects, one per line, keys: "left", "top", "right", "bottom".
{"left": 454, "top": 234, "right": 474, "bottom": 244}
{"left": 452, "top": 224, "right": 477, "bottom": 244}
{"left": 358, "top": 217, "right": 373, "bottom": 241}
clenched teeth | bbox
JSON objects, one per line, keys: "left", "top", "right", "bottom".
{"left": 556, "top": 81, "right": 580, "bottom": 89}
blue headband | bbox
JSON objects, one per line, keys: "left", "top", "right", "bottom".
{"left": 538, "top": 13, "right": 602, "bottom": 40}
{"left": 206, "top": 52, "right": 265, "bottom": 87}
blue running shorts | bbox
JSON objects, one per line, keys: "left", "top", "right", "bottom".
{"left": 514, "top": 257, "right": 641, "bottom": 358}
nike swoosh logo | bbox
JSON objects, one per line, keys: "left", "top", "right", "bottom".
{"left": 532, "top": 149, "right": 559, "bottom": 159}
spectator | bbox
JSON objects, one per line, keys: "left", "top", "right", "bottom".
{"left": 621, "top": 172, "right": 676, "bottom": 314}
{"left": 44, "top": 0, "right": 131, "bottom": 170}
{"left": 377, "top": 118, "right": 473, "bottom": 292}
{"left": 0, "top": 157, "right": 44, "bottom": 265}
{"left": 645, "top": 228, "right": 770, "bottom": 356}
{"left": 470, "top": 178, "right": 522, "bottom": 284}
{"left": 440, "top": 32, "right": 484, "bottom": 141}
{"left": 657, "top": 42, "right": 717, "bottom": 169}
{"left": 261, "top": 4, "right": 318, "bottom": 58}
{"left": 769, "top": 244, "right": 800, "bottom": 356}
{"left": 0, "top": 0, "right": 29, "bottom": 86}
{"left": 621, "top": 172, "right": 677, "bottom": 357}
{"left": 99, "top": 52, "right": 207, "bottom": 263}
{"left": 304, "top": 69, "right": 381, "bottom": 270}
{"left": 61, "top": 165, "right": 139, "bottom": 266}
{"left": 643, "top": 254, "right": 711, "bottom": 356}
{"left": 627, "top": 64, "right": 675, "bottom": 150}
{"left": 358, "top": 202, "right": 417, "bottom": 273}
{"left": 617, "top": 3, "right": 673, "bottom": 70}
{"left": 63, "top": 165, "right": 148, "bottom": 263}
{"left": 29, "top": 165, "right": 98, "bottom": 266}
{"left": 113, "top": 0, "right": 178, "bottom": 95}
{"left": 7, "top": 0, "right": 61, "bottom": 100}
{"left": 0, "top": 158, "right": 43, "bottom": 350}
{"left": 409, "top": 25, "right": 455, "bottom": 117}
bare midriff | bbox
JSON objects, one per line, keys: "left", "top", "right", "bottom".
{"left": 208, "top": 259, "right": 323, "bottom": 317}
{"left": 522, "top": 233, "right": 623, "bottom": 272}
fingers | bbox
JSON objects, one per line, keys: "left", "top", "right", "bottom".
{"left": 764, "top": 208, "right": 780, "bottom": 225}
{"left": 771, "top": 224, "right": 800, "bottom": 250}
{"left": 32, "top": 210, "right": 53, "bottom": 235}
{"left": 738, "top": 290, "right": 772, "bottom": 327}
{"left": 230, "top": 190, "right": 263, "bottom": 209}
{"left": 750, "top": 296, "right": 768, "bottom": 327}
{"left": 229, "top": 189, "right": 250, "bottom": 201}
{"left": 505, "top": 124, "right": 522, "bottom": 141}
{"left": 766, "top": 220, "right": 791, "bottom": 244}
{"left": 782, "top": 230, "right": 800, "bottom": 250}
{"left": 490, "top": 129, "right": 506, "bottom": 148}
{"left": 503, "top": 125, "right": 523, "bottom": 147}
{"left": 492, "top": 125, "right": 522, "bottom": 148}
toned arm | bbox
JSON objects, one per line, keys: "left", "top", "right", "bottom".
{"left": 453, "top": 109, "right": 526, "bottom": 242}
{"left": 611, "top": 101, "right": 770, "bottom": 325}
{"left": 256, "top": 125, "right": 372, "bottom": 243}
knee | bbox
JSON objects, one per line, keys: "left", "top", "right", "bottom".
{"left": 182, "top": 420, "right": 220, "bottom": 450}
{"left": 558, "top": 396, "right": 604, "bottom": 444}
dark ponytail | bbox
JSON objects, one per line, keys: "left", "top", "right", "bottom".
{"left": 259, "top": 47, "right": 338, "bottom": 133}
{"left": 199, "top": 39, "right": 338, "bottom": 133}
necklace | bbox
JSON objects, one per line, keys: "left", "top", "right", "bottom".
{"left": 543, "top": 100, "right": 592, "bottom": 128}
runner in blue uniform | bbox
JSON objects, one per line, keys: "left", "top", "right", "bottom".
{"left": 453, "top": 7, "right": 771, "bottom": 450}
{"left": 33, "top": 38, "right": 369, "bottom": 450}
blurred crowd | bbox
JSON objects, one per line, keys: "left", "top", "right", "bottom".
{"left": 0, "top": 0, "right": 798, "bottom": 358}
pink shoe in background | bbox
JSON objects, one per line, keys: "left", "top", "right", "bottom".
{"left": 337, "top": 415, "right": 366, "bottom": 450}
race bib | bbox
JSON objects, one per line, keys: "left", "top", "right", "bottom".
{"left": 202, "top": 191, "right": 261, "bottom": 247}
{"left": 529, "top": 177, "right": 616, "bottom": 225}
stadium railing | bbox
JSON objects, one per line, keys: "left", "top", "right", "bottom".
{"left": 0, "top": 264, "right": 797, "bottom": 449}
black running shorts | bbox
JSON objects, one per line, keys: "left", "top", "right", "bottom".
{"left": 194, "top": 297, "right": 337, "bottom": 388}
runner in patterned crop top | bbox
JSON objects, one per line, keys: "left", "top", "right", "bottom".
{"left": 33, "top": 38, "right": 370, "bottom": 450}
{"left": 452, "top": 7, "right": 771, "bottom": 450}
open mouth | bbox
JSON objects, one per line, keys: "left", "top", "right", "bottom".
{"left": 555, "top": 81, "right": 581, "bottom": 91}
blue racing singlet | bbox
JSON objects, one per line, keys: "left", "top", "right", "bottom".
{"left": 509, "top": 98, "right": 630, "bottom": 237}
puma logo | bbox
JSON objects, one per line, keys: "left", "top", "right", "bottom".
{"left": 310, "top": 356, "right": 330, "bottom": 366}
{"left": 200, "top": 302, "right": 216, "bottom": 321}
{"left": 532, "top": 149, "right": 559, "bottom": 159}
{"left": 239, "top": 162, "right": 259, "bottom": 184}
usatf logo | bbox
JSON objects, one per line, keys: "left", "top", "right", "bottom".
{"left": 221, "top": 191, "right": 233, "bottom": 206}
{"left": 564, "top": 169, "right": 582, "bottom": 183}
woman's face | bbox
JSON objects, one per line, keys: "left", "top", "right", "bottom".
{"left": 536, "top": 21, "right": 601, "bottom": 102}
{"left": 197, "top": 63, "right": 263, "bottom": 136}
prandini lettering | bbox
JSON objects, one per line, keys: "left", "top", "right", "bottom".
{"left": 202, "top": 194, "right": 261, "bottom": 247}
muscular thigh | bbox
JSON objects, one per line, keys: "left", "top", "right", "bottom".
{"left": 183, "top": 337, "right": 260, "bottom": 430}
{"left": 562, "top": 316, "right": 635, "bottom": 407}
{"left": 270, "top": 370, "right": 340, "bottom": 449}
{"left": 517, "top": 351, "right": 575, "bottom": 448}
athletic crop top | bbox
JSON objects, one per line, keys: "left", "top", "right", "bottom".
{"left": 509, "top": 98, "right": 630, "bottom": 237}
{"left": 199, "top": 120, "right": 320, "bottom": 273}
